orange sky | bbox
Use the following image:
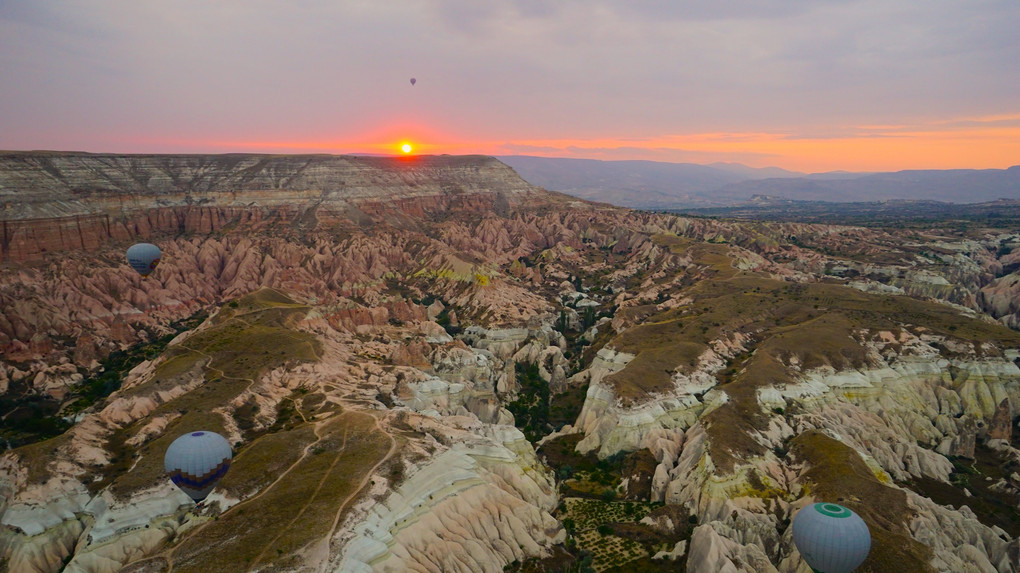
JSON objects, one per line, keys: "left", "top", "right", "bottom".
{"left": 198, "top": 119, "right": 1020, "bottom": 173}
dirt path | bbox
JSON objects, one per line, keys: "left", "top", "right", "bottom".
{"left": 139, "top": 415, "right": 320, "bottom": 572}
{"left": 247, "top": 423, "right": 351, "bottom": 568}
{"left": 244, "top": 411, "right": 396, "bottom": 572}
{"left": 125, "top": 303, "right": 384, "bottom": 573}
{"left": 312, "top": 414, "right": 398, "bottom": 571}
{"left": 145, "top": 411, "right": 394, "bottom": 573}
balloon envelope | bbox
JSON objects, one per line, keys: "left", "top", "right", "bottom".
{"left": 793, "top": 503, "right": 871, "bottom": 573}
{"left": 164, "top": 431, "right": 232, "bottom": 502}
{"left": 410, "top": 77, "right": 416, "bottom": 85}
{"left": 126, "top": 243, "right": 161, "bottom": 276}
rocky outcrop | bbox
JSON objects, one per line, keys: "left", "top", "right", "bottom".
{"left": 0, "top": 279, "right": 577, "bottom": 573}
{"left": 583, "top": 347, "right": 1018, "bottom": 570}
{"left": 573, "top": 346, "right": 720, "bottom": 459}
{"left": 979, "top": 270, "right": 1020, "bottom": 328}
{"left": 336, "top": 424, "right": 563, "bottom": 572}
{"left": 0, "top": 153, "right": 543, "bottom": 258}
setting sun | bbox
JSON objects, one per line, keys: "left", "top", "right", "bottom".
{"left": 401, "top": 143, "right": 412, "bottom": 154}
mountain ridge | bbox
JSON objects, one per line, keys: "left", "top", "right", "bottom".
{"left": 0, "top": 152, "right": 569, "bottom": 264}
{"left": 498, "top": 155, "right": 1020, "bottom": 209}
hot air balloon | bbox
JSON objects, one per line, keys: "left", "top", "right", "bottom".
{"left": 126, "top": 243, "right": 161, "bottom": 277}
{"left": 410, "top": 77, "right": 416, "bottom": 86}
{"left": 792, "top": 502, "right": 871, "bottom": 573}
{"left": 164, "top": 431, "right": 233, "bottom": 502}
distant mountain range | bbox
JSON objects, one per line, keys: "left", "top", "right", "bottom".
{"left": 497, "top": 155, "right": 1020, "bottom": 209}
{"left": 678, "top": 196, "right": 1020, "bottom": 227}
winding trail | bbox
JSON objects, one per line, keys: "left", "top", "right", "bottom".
{"left": 148, "top": 409, "right": 396, "bottom": 573}
{"left": 123, "top": 301, "right": 396, "bottom": 573}
{"left": 247, "top": 423, "right": 353, "bottom": 569}
{"left": 315, "top": 414, "right": 398, "bottom": 571}
{"left": 245, "top": 412, "right": 397, "bottom": 572}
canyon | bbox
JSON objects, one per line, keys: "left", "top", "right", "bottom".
{"left": 1, "top": 151, "right": 1020, "bottom": 572}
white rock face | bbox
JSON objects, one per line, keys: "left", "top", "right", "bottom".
{"left": 456, "top": 323, "right": 566, "bottom": 396}
{"left": 0, "top": 475, "right": 92, "bottom": 572}
{"left": 573, "top": 346, "right": 726, "bottom": 458}
{"left": 0, "top": 518, "right": 85, "bottom": 573}
{"left": 0, "top": 478, "right": 90, "bottom": 537}
{"left": 399, "top": 334, "right": 524, "bottom": 424}
{"left": 513, "top": 341, "right": 569, "bottom": 394}
{"left": 651, "top": 539, "right": 687, "bottom": 561}
{"left": 566, "top": 325, "right": 1020, "bottom": 572}
{"left": 80, "top": 485, "right": 189, "bottom": 546}
{"left": 460, "top": 326, "right": 532, "bottom": 361}
{"left": 907, "top": 491, "right": 1016, "bottom": 573}
{"left": 687, "top": 522, "right": 779, "bottom": 573}
{"left": 335, "top": 425, "right": 563, "bottom": 572}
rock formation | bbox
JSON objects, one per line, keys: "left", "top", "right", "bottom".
{"left": 2, "top": 152, "right": 1020, "bottom": 572}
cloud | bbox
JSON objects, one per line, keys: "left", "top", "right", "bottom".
{"left": 1, "top": 0, "right": 1017, "bottom": 170}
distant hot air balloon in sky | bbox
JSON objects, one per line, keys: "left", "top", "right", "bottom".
{"left": 410, "top": 77, "right": 416, "bottom": 86}
{"left": 792, "top": 502, "right": 871, "bottom": 573}
{"left": 164, "top": 431, "right": 233, "bottom": 502}
{"left": 126, "top": 243, "right": 161, "bottom": 277}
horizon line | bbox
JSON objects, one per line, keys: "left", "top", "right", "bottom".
{"left": 3, "top": 148, "right": 1017, "bottom": 177}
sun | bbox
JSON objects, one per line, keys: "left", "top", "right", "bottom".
{"left": 401, "top": 143, "right": 412, "bottom": 154}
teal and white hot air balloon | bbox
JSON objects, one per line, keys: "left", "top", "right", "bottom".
{"left": 164, "top": 431, "right": 233, "bottom": 502}
{"left": 793, "top": 502, "right": 871, "bottom": 573}
{"left": 126, "top": 243, "right": 161, "bottom": 277}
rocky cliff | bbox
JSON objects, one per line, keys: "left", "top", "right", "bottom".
{"left": 0, "top": 152, "right": 543, "bottom": 263}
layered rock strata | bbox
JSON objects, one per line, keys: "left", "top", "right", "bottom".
{"left": 336, "top": 424, "right": 562, "bottom": 572}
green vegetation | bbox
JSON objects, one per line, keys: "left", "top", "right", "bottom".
{"left": 563, "top": 499, "right": 688, "bottom": 572}
{"left": 435, "top": 307, "right": 462, "bottom": 336}
{"left": 218, "top": 425, "right": 318, "bottom": 499}
{"left": 506, "top": 362, "right": 551, "bottom": 443}
{"left": 0, "top": 395, "right": 67, "bottom": 445}
{"left": 548, "top": 269, "right": 616, "bottom": 368}
{"left": 549, "top": 382, "right": 589, "bottom": 434}
{"left": 505, "top": 359, "right": 588, "bottom": 443}
{"left": 88, "top": 288, "right": 321, "bottom": 496}
{"left": 906, "top": 446, "right": 1020, "bottom": 537}
{"left": 72, "top": 312, "right": 209, "bottom": 411}
{"left": 529, "top": 434, "right": 692, "bottom": 571}
{"left": 507, "top": 499, "right": 688, "bottom": 573}
{"left": 565, "top": 498, "right": 657, "bottom": 531}
{"left": 0, "top": 311, "right": 208, "bottom": 448}
{"left": 539, "top": 435, "right": 621, "bottom": 498}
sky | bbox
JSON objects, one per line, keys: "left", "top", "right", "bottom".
{"left": 1, "top": 0, "right": 1018, "bottom": 173}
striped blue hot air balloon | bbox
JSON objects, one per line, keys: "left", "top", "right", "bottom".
{"left": 164, "top": 431, "right": 233, "bottom": 502}
{"left": 126, "top": 243, "right": 162, "bottom": 277}
{"left": 792, "top": 502, "right": 871, "bottom": 573}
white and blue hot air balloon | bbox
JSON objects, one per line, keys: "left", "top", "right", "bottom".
{"left": 164, "top": 431, "right": 233, "bottom": 502}
{"left": 126, "top": 243, "right": 162, "bottom": 277}
{"left": 793, "top": 502, "right": 871, "bottom": 573}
